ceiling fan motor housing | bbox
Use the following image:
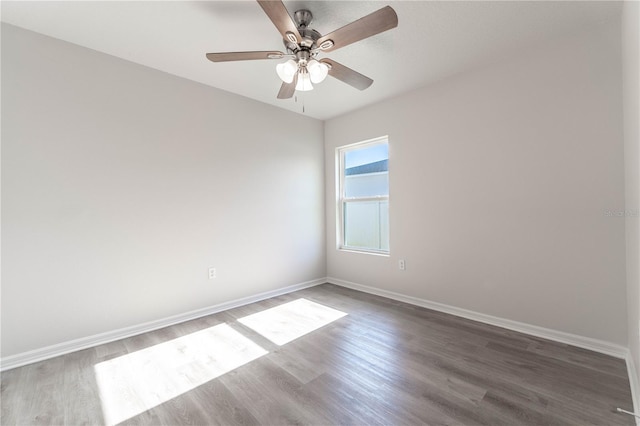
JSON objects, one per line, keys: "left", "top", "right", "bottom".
{"left": 284, "top": 9, "right": 322, "bottom": 52}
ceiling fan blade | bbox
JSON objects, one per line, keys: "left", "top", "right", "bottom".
{"left": 321, "top": 59, "right": 373, "bottom": 90}
{"left": 257, "top": 0, "right": 302, "bottom": 44}
{"left": 316, "top": 6, "right": 398, "bottom": 53}
{"left": 277, "top": 73, "right": 298, "bottom": 99}
{"left": 206, "top": 51, "right": 285, "bottom": 62}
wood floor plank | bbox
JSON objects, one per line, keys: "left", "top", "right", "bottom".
{"left": 1, "top": 283, "right": 635, "bottom": 425}
{"left": 526, "top": 339, "right": 630, "bottom": 378}
{"left": 186, "top": 378, "right": 261, "bottom": 425}
{"left": 62, "top": 348, "right": 104, "bottom": 425}
{"left": 0, "top": 368, "right": 25, "bottom": 425}
{"left": 303, "top": 372, "right": 433, "bottom": 426}
{"left": 218, "top": 357, "right": 329, "bottom": 425}
{"left": 14, "top": 357, "right": 67, "bottom": 425}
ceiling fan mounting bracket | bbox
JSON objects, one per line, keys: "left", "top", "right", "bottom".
{"left": 293, "top": 9, "right": 313, "bottom": 28}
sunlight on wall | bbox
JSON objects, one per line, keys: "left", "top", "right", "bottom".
{"left": 238, "top": 298, "right": 348, "bottom": 345}
{"left": 94, "top": 323, "right": 267, "bottom": 425}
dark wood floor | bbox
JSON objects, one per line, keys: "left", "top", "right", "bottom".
{"left": 1, "top": 283, "right": 635, "bottom": 425}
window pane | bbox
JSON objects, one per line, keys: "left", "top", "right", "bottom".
{"left": 344, "top": 143, "right": 388, "bottom": 169}
{"left": 344, "top": 200, "right": 389, "bottom": 251}
{"left": 344, "top": 144, "right": 388, "bottom": 198}
{"left": 345, "top": 173, "right": 388, "bottom": 198}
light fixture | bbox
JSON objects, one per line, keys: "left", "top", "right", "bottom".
{"left": 276, "top": 59, "right": 297, "bottom": 84}
{"left": 295, "top": 68, "right": 313, "bottom": 91}
{"left": 307, "top": 59, "right": 329, "bottom": 84}
{"left": 276, "top": 53, "right": 329, "bottom": 92}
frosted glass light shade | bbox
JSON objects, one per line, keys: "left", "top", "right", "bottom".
{"left": 295, "top": 71, "right": 313, "bottom": 91}
{"left": 307, "top": 60, "right": 329, "bottom": 84}
{"left": 276, "top": 59, "right": 297, "bottom": 83}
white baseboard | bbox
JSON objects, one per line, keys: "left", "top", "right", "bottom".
{"left": 626, "top": 352, "right": 640, "bottom": 425}
{"left": 326, "top": 277, "right": 629, "bottom": 359}
{"left": 0, "top": 278, "right": 326, "bottom": 372}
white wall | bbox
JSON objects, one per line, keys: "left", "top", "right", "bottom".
{"left": 325, "top": 20, "right": 627, "bottom": 344}
{"left": 623, "top": 0, "right": 640, "bottom": 403}
{"left": 1, "top": 24, "right": 325, "bottom": 358}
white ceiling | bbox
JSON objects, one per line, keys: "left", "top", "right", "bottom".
{"left": 1, "top": 1, "right": 621, "bottom": 120}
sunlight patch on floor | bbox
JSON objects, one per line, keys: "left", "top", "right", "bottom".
{"left": 238, "top": 298, "right": 348, "bottom": 345}
{"left": 94, "top": 323, "right": 267, "bottom": 425}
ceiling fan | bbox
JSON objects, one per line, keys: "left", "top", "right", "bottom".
{"left": 206, "top": 1, "right": 398, "bottom": 99}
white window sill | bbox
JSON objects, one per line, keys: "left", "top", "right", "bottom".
{"left": 338, "top": 247, "right": 390, "bottom": 257}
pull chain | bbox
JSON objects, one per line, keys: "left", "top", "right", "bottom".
{"left": 294, "top": 93, "right": 306, "bottom": 114}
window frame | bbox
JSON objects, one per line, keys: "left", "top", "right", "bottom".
{"left": 336, "top": 136, "right": 390, "bottom": 255}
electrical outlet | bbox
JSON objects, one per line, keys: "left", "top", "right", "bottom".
{"left": 208, "top": 267, "right": 216, "bottom": 279}
{"left": 399, "top": 260, "right": 406, "bottom": 270}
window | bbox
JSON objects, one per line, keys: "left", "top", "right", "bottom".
{"left": 337, "top": 137, "right": 389, "bottom": 254}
